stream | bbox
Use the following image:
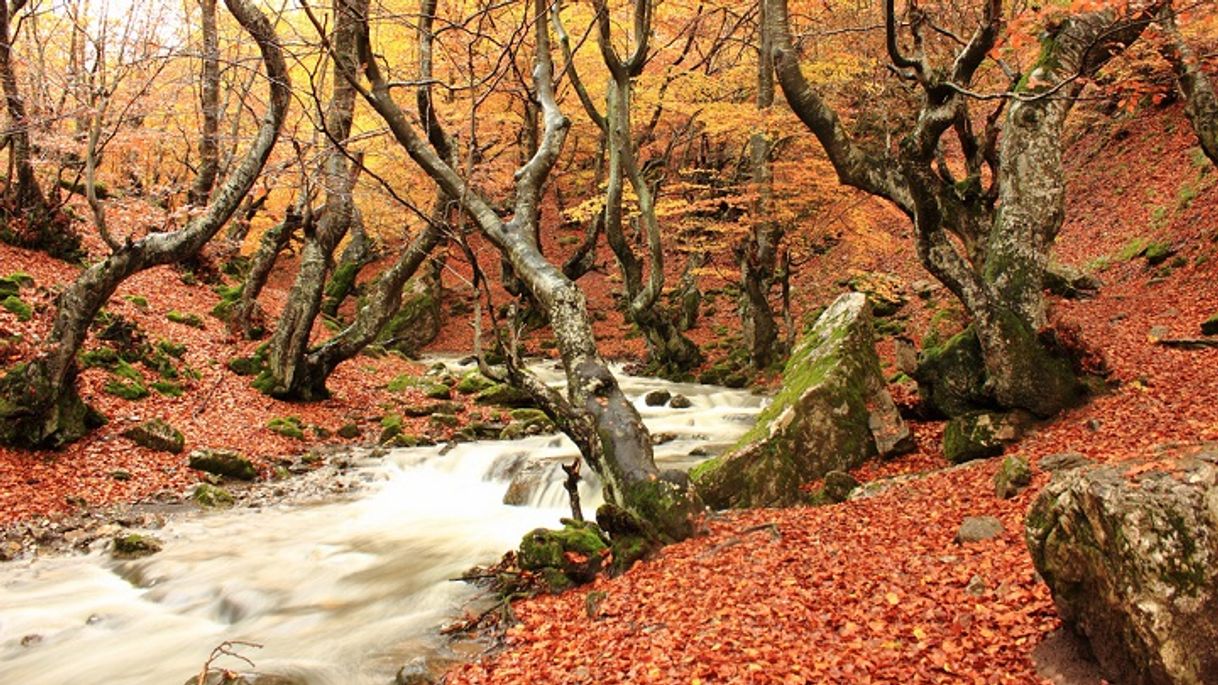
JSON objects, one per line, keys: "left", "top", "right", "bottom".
{"left": 0, "top": 360, "right": 765, "bottom": 684}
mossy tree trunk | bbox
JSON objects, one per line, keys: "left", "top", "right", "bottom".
{"left": 0, "top": 0, "right": 290, "bottom": 448}
{"left": 345, "top": 0, "right": 699, "bottom": 540}
{"left": 1158, "top": 5, "right": 1218, "bottom": 167}
{"left": 233, "top": 201, "right": 305, "bottom": 338}
{"left": 260, "top": 0, "right": 361, "bottom": 399}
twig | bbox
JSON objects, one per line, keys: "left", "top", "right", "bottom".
{"left": 1156, "top": 338, "right": 1218, "bottom": 350}
{"left": 196, "top": 640, "right": 263, "bottom": 685}
{"left": 696, "top": 522, "right": 781, "bottom": 559}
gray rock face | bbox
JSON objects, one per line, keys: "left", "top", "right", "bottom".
{"left": 691, "top": 293, "right": 913, "bottom": 508}
{"left": 120, "top": 418, "right": 184, "bottom": 454}
{"left": 1026, "top": 447, "right": 1218, "bottom": 685}
{"left": 955, "top": 516, "right": 1003, "bottom": 543}
{"left": 943, "top": 411, "right": 1030, "bottom": 464}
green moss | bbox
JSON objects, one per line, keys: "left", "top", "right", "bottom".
{"left": 267, "top": 416, "right": 306, "bottom": 439}
{"left": 192, "top": 483, "right": 235, "bottom": 508}
{"left": 337, "top": 423, "right": 361, "bottom": 439}
{"left": 122, "top": 295, "right": 149, "bottom": 310}
{"left": 1116, "top": 236, "right": 1150, "bottom": 262}
{"left": 150, "top": 381, "right": 184, "bottom": 397}
{"left": 386, "top": 374, "right": 420, "bottom": 392}
{"left": 2, "top": 296, "right": 32, "bottom": 321}
{"left": 210, "top": 284, "right": 243, "bottom": 321}
{"left": 423, "top": 382, "right": 451, "bottom": 400}
{"left": 456, "top": 370, "right": 496, "bottom": 394}
{"left": 166, "top": 310, "right": 204, "bottom": 328}
{"left": 157, "top": 340, "right": 187, "bottom": 358}
{"left": 1143, "top": 241, "right": 1175, "bottom": 266}
{"left": 112, "top": 534, "right": 162, "bottom": 558}
{"left": 80, "top": 346, "right": 120, "bottom": 369}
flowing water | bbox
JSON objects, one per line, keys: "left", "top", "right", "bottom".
{"left": 0, "top": 361, "right": 765, "bottom": 685}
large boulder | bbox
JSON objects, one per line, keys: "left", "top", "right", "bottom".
{"left": 1026, "top": 447, "right": 1218, "bottom": 685}
{"left": 913, "top": 326, "right": 993, "bottom": 418}
{"left": 375, "top": 276, "right": 440, "bottom": 356}
{"left": 691, "top": 293, "right": 912, "bottom": 508}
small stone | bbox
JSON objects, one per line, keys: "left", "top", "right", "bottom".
{"left": 1039, "top": 452, "right": 1091, "bottom": 472}
{"left": 823, "top": 470, "right": 861, "bottom": 503}
{"left": 192, "top": 483, "right": 235, "bottom": 508}
{"left": 1149, "top": 325, "right": 1170, "bottom": 341}
{"left": 109, "top": 469, "right": 133, "bottom": 482}
{"left": 994, "top": 455, "right": 1032, "bottom": 499}
{"left": 965, "top": 574, "right": 986, "bottom": 597}
{"left": 644, "top": 389, "right": 672, "bottom": 407}
{"left": 955, "top": 516, "right": 1003, "bottom": 544}
{"left": 120, "top": 418, "right": 185, "bottom": 454}
{"left": 669, "top": 394, "right": 692, "bottom": 409}
{"left": 21, "top": 634, "right": 42, "bottom": 647}
{"left": 337, "top": 423, "right": 361, "bottom": 439}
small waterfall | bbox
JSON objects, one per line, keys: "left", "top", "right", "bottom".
{"left": 0, "top": 360, "right": 765, "bottom": 685}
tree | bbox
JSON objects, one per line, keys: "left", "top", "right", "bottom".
{"left": 187, "top": 0, "right": 221, "bottom": 206}
{"left": 258, "top": 0, "right": 363, "bottom": 399}
{"left": 1157, "top": 3, "right": 1218, "bottom": 166}
{"left": 0, "top": 0, "right": 291, "bottom": 448}
{"left": 553, "top": 0, "right": 702, "bottom": 376}
{"left": 767, "top": 0, "right": 1162, "bottom": 417}
{"left": 0, "top": 0, "right": 81, "bottom": 259}
{"left": 334, "top": 0, "right": 699, "bottom": 540}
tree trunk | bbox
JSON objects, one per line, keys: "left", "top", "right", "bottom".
{"left": 187, "top": 0, "right": 221, "bottom": 206}
{"left": 1158, "top": 7, "right": 1218, "bottom": 167}
{"left": 0, "top": 0, "right": 290, "bottom": 448}
{"left": 350, "top": 0, "right": 699, "bottom": 540}
{"left": 320, "top": 207, "right": 373, "bottom": 319}
{"left": 234, "top": 204, "right": 304, "bottom": 338}
{"left": 260, "top": 0, "right": 361, "bottom": 399}
{"left": 740, "top": 0, "right": 781, "bottom": 369}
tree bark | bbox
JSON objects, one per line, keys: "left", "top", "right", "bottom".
{"left": 1158, "top": 6, "right": 1218, "bottom": 167}
{"left": 234, "top": 203, "right": 305, "bottom": 338}
{"left": 187, "top": 0, "right": 221, "bottom": 206}
{"left": 0, "top": 0, "right": 290, "bottom": 448}
{"left": 260, "top": 0, "right": 362, "bottom": 399}
{"left": 344, "top": 0, "right": 699, "bottom": 540}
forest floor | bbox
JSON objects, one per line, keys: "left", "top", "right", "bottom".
{"left": 1, "top": 102, "right": 1217, "bottom": 682}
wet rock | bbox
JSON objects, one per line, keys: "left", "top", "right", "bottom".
{"left": 189, "top": 449, "right": 257, "bottom": 481}
{"left": 120, "top": 418, "right": 185, "bottom": 454}
{"left": 955, "top": 516, "right": 1003, "bottom": 543}
{"left": 943, "top": 411, "right": 1029, "bottom": 464}
{"left": 650, "top": 432, "right": 678, "bottom": 446}
{"left": 396, "top": 658, "right": 436, "bottom": 685}
{"left": 1026, "top": 447, "right": 1218, "bottom": 685}
{"left": 994, "top": 455, "right": 1032, "bottom": 499}
{"left": 503, "top": 464, "right": 547, "bottom": 506}
{"left": 191, "top": 483, "right": 235, "bottom": 508}
{"left": 669, "top": 394, "right": 692, "bottom": 409}
{"left": 1039, "top": 451, "right": 1091, "bottom": 473}
{"left": 692, "top": 293, "right": 913, "bottom": 508}
{"left": 111, "top": 533, "right": 161, "bottom": 559}
{"left": 644, "top": 389, "right": 672, "bottom": 407}
{"left": 823, "top": 470, "right": 860, "bottom": 503}
{"left": 21, "top": 634, "right": 42, "bottom": 647}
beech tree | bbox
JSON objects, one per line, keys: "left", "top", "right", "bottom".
{"left": 332, "top": 0, "right": 699, "bottom": 539}
{"left": 0, "top": 0, "right": 290, "bottom": 448}
{"left": 1157, "top": 4, "right": 1218, "bottom": 166}
{"left": 768, "top": 0, "right": 1163, "bottom": 417}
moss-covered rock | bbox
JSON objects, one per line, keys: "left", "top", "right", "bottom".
{"left": 188, "top": 448, "right": 257, "bottom": 481}
{"left": 337, "top": 423, "right": 361, "bottom": 439}
{"left": 913, "top": 326, "right": 993, "bottom": 418}
{"left": 423, "top": 382, "right": 451, "bottom": 400}
{"left": 0, "top": 363, "right": 106, "bottom": 448}
{"left": 267, "top": 416, "right": 306, "bottom": 440}
{"left": 455, "top": 370, "right": 496, "bottom": 394}
{"left": 1025, "top": 447, "right": 1218, "bottom": 684}
{"left": 943, "top": 411, "right": 1028, "bottom": 464}
{"left": 112, "top": 533, "right": 162, "bottom": 559}
{"left": 192, "top": 483, "right": 235, "bottom": 508}
{"left": 120, "top": 418, "right": 185, "bottom": 454}
{"left": 166, "top": 310, "right": 204, "bottom": 328}
{"left": 475, "top": 383, "right": 535, "bottom": 408}
{"left": 692, "top": 293, "right": 912, "bottom": 508}
{"left": 823, "top": 470, "right": 861, "bottom": 503}
{"left": 2, "top": 295, "right": 32, "bottom": 321}
{"left": 518, "top": 520, "right": 610, "bottom": 588}
{"left": 1044, "top": 261, "right": 1101, "bottom": 299}
{"left": 994, "top": 455, "right": 1032, "bottom": 499}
